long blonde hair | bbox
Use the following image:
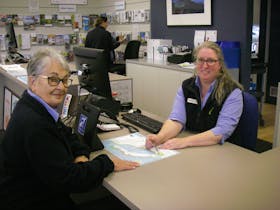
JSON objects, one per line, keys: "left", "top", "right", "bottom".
{"left": 193, "top": 41, "right": 243, "bottom": 105}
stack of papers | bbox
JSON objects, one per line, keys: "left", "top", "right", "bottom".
{"left": 0, "top": 64, "right": 27, "bottom": 77}
{"left": 0, "top": 64, "right": 28, "bottom": 84}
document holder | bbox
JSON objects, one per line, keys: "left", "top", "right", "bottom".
{"left": 74, "top": 101, "right": 104, "bottom": 152}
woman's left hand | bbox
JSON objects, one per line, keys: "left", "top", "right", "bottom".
{"left": 74, "top": 155, "right": 89, "bottom": 163}
{"left": 159, "top": 138, "right": 187, "bottom": 150}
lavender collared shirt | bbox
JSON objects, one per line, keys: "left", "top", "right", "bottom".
{"left": 169, "top": 77, "right": 243, "bottom": 144}
{"left": 27, "top": 89, "right": 59, "bottom": 122}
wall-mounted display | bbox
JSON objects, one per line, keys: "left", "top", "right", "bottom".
{"left": 166, "top": 0, "right": 211, "bottom": 26}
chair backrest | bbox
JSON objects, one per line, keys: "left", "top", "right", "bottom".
{"left": 124, "top": 40, "right": 141, "bottom": 60}
{"left": 238, "top": 92, "right": 258, "bottom": 151}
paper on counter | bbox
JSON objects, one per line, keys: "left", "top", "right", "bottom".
{"left": 178, "top": 62, "right": 196, "bottom": 69}
{"left": 0, "top": 64, "right": 27, "bottom": 76}
{"left": 103, "top": 132, "right": 179, "bottom": 165}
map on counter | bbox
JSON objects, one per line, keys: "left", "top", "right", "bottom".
{"left": 103, "top": 132, "right": 179, "bottom": 165}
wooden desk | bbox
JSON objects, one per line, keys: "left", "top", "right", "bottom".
{"left": 98, "top": 129, "right": 280, "bottom": 209}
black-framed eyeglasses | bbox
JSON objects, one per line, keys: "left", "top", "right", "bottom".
{"left": 196, "top": 58, "right": 219, "bottom": 66}
{"left": 37, "top": 75, "right": 72, "bottom": 88}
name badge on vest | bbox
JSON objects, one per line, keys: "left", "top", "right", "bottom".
{"left": 187, "top": 98, "right": 198, "bottom": 105}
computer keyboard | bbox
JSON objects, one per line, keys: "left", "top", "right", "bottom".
{"left": 121, "top": 112, "right": 163, "bottom": 134}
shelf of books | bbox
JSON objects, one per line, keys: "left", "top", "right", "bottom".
{"left": 0, "top": 10, "right": 150, "bottom": 59}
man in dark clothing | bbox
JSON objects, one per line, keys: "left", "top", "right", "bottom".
{"left": 85, "top": 16, "right": 124, "bottom": 66}
{"left": 0, "top": 48, "right": 139, "bottom": 210}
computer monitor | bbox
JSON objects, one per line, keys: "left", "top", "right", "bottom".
{"left": 5, "top": 21, "right": 18, "bottom": 51}
{"left": 73, "top": 46, "right": 112, "bottom": 100}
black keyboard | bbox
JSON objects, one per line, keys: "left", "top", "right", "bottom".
{"left": 122, "top": 112, "right": 163, "bottom": 134}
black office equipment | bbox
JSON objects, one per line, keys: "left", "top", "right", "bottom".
{"left": 167, "top": 52, "right": 192, "bottom": 64}
{"left": 5, "top": 21, "right": 18, "bottom": 49}
{"left": 74, "top": 101, "right": 104, "bottom": 152}
{"left": 73, "top": 47, "right": 113, "bottom": 100}
{"left": 110, "top": 40, "right": 141, "bottom": 75}
{"left": 86, "top": 94, "right": 120, "bottom": 119}
{"left": 122, "top": 112, "right": 163, "bottom": 134}
{"left": 5, "top": 21, "right": 28, "bottom": 64}
{"left": 73, "top": 46, "right": 121, "bottom": 116}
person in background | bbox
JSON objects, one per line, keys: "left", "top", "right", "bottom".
{"left": 85, "top": 16, "right": 125, "bottom": 67}
{"left": 0, "top": 48, "right": 139, "bottom": 210}
{"left": 146, "top": 41, "right": 244, "bottom": 150}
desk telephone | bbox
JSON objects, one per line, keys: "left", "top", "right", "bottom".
{"left": 7, "top": 52, "right": 29, "bottom": 64}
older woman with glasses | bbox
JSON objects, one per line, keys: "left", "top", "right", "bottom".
{"left": 146, "top": 41, "right": 244, "bottom": 150}
{"left": 0, "top": 48, "right": 139, "bottom": 210}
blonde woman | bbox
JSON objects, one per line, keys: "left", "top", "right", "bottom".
{"left": 146, "top": 41, "right": 244, "bottom": 150}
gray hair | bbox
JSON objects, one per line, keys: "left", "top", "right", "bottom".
{"left": 26, "top": 47, "right": 70, "bottom": 76}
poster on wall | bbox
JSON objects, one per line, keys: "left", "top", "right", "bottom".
{"left": 166, "top": 0, "right": 211, "bottom": 26}
{"left": 3, "top": 87, "right": 19, "bottom": 130}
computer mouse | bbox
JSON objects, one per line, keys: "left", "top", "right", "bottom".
{"left": 128, "top": 108, "right": 141, "bottom": 114}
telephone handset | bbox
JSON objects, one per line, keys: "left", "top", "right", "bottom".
{"left": 7, "top": 52, "right": 29, "bottom": 64}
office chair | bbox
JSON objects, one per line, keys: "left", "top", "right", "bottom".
{"left": 234, "top": 92, "right": 258, "bottom": 151}
{"left": 110, "top": 40, "right": 141, "bottom": 75}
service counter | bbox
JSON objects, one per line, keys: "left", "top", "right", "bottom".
{"left": 126, "top": 58, "right": 194, "bottom": 119}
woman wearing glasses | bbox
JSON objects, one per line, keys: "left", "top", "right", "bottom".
{"left": 146, "top": 41, "right": 243, "bottom": 150}
{"left": 0, "top": 48, "right": 138, "bottom": 210}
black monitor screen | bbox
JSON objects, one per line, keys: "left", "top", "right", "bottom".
{"left": 5, "top": 21, "right": 18, "bottom": 51}
{"left": 73, "top": 47, "right": 112, "bottom": 100}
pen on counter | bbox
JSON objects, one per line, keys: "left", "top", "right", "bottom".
{"left": 152, "top": 143, "right": 160, "bottom": 154}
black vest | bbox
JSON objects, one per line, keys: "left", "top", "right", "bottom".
{"left": 182, "top": 77, "right": 240, "bottom": 143}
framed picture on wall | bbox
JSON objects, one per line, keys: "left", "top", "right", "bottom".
{"left": 166, "top": 0, "right": 212, "bottom": 26}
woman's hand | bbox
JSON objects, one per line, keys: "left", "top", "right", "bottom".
{"left": 117, "top": 35, "right": 126, "bottom": 43}
{"left": 74, "top": 155, "right": 89, "bottom": 163}
{"left": 110, "top": 157, "right": 140, "bottom": 171}
{"left": 159, "top": 138, "right": 187, "bottom": 150}
{"left": 145, "top": 134, "right": 162, "bottom": 149}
